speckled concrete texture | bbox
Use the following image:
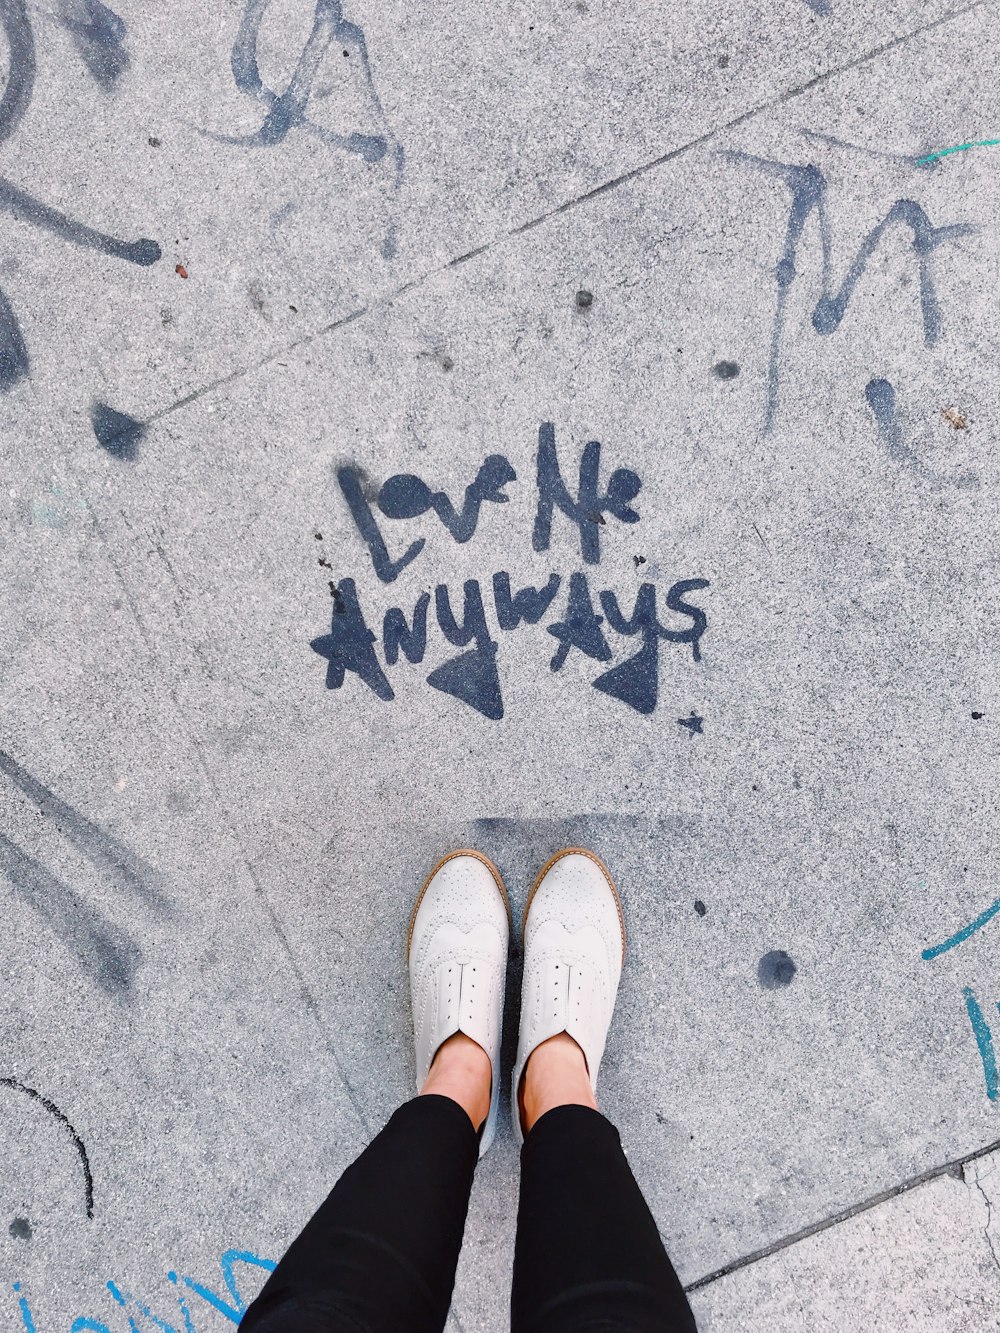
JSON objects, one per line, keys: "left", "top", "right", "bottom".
{"left": 1, "top": 1, "right": 998, "bottom": 1328}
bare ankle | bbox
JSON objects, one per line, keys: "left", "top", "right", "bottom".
{"left": 420, "top": 1032, "right": 492, "bottom": 1131}
{"left": 520, "top": 1032, "right": 596, "bottom": 1134}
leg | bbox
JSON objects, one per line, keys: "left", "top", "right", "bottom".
{"left": 511, "top": 1036, "right": 697, "bottom": 1333}
{"left": 243, "top": 845, "right": 509, "bottom": 1333}
{"left": 242, "top": 1035, "right": 486, "bottom": 1333}
{"left": 510, "top": 850, "right": 698, "bottom": 1332}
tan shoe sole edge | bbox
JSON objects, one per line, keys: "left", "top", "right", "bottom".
{"left": 522, "top": 846, "right": 626, "bottom": 963}
{"left": 407, "top": 848, "right": 512, "bottom": 960}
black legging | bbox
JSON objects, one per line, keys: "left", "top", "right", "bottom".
{"left": 241, "top": 1095, "right": 697, "bottom": 1332}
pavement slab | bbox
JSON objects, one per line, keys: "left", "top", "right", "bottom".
{"left": 2, "top": 1, "right": 999, "bottom": 1329}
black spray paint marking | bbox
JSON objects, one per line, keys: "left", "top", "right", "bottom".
{"left": 57, "top": 0, "right": 129, "bottom": 92}
{"left": 0, "top": 176, "right": 160, "bottom": 264}
{"left": 338, "top": 453, "right": 518, "bottom": 584}
{"left": 0, "top": 283, "right": 29, "bottom": 391}
{"left": 533, "top": 422, "right": 642, "bottom": 565}
{"left": 90, "top": 401, "right": 146, "bottom": 460}
{"left": 711, "top": 360, "right": 739, "bottom": 380}
{"left": 0, "top": 749, "right": 169, "bottom": 914}
{"left": 757, "top": 949, "right": 797, "bottom": 989}
{"left": 589, "top": 580, "right": 708, "bottom": 716}
{"left": 725, "top": 153, "right": 973, "bottom": 434}
{"left": 799, "top": 129, "right": 935, "bottom": 172}
{"left": 0, "top": 0, "right": 160, "bottom": 391}
{"left": 0, "top": 1077, "right": 94, "bottom": 1218}
{"left": 0, "top": 832, "right": 143, "bottom": 995}
{"left": 427, "top": 580, "right": 503, "bottom": 720}
{"left": 677, "top": 713, "right": 703, "bottom": 734}
{"left": 865, "top": 378, "right": 977, "bottom": 488}
{"left": 312, "top": 570, "right": 709, "bottom": 720}
{"left": 9, "top": 1217, "right": 32, "bottom": 1240}
{"left": 694, "top": 899, "right": 707, "bottom": 916}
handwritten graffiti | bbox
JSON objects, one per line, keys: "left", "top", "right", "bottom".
{"left": 724, "top": 152, "right": 973, "bottom": 434}
{"left": 313, "top": 424, "right": 709, "bottom": 720}
{"left": 0, "top": 0, "right": 160, "bottom": 391}
{"left": 921, "top": 891, "right": 1000, "bottom": 1100}
{"left": 864, "top": 378, "right": 977, "bottom": 488}
{"left": 0, "top": 750, "right": 169, "bottom": 997}
{"left": 226, "top": 0, "right": 404, "bottom": 253}
{"left": 56, "top": 0, "right": 129, "bottom": 92}
{"left": 0, "top": 1078, "right": 93, "bottom": 1218}
{"left": 6, "top": 1248, "right": 277, "bottom": 1330}
{"left": 336, "top": 423, "right": 641, "bottom": 586}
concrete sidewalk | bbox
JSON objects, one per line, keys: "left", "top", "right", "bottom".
{"left": 1, "top": 1, "right": 998, "bottom": 1327}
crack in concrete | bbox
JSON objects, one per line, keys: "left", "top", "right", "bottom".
{"left": 135, "top": 0, "right": 984, "bottom": 442}
{"left": 687, "top": 1136, "right": 1000, "bottom": 1292}
{"left": 965, "top": 1161, "right": 1000, "bottom": 1274}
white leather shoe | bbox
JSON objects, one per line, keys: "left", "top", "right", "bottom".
{"left": 512, "top": 848, "right": 626, "bottom": 1144}
{"left": 408, "top": 850, "right": 510, "bottom": 1155}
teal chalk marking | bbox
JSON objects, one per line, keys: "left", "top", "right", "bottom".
{"left": 964, "top": 987, "right": 999, "bottom": 1101}
{"left": 921, "top": 896, "right": 1000, "bottom": 960}
{"left": 917, "top": 137, "right": 1000, "bottom": 165}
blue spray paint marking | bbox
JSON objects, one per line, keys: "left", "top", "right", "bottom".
{"left": 337, "top": 466, "right": 425, "bottom": 584}
{"left": 91, "top": 402, "right": 146, "bottom": 460}
{"left": 180, "top": 1249, "right": 277, "bottom": 1324}
{"left": 0, "top": 0, "right": 36, "bottom": 149}
{"left": 109, "top": 1276, "right": 195, "bottom": 1333}
{"left": 547, "top": 572, "right": 612, "bottom": 671}
{"left": 379, "top": 455, "right": 517, "bottom": 542}
{"left": 725, "top": 153, "right": 973, "bottom": 434}
{"left": 12, "top": 1283, "right": 36, "bottom": 1333}
{"left": 310, "top": 576, "right": 394, "bottom": 700}
{"left": 229, "top": 0, "right": 401, "bottom": 172}
{"left": 107, "top": 1282, "right": 142, "bottom": 1332}
{"left": 591, "top": 580, "right": 710, "bottom": 715}
{"left": 922, "top": 896, "right": 1000, "bottom": 961}
{"left": 865, "top": 378, "right": 920, "bottom": 466}
{"left": 227, "top": 0, "right": 404, "bottom": 252}
{"left": 799, "top": 129, "right": 935, "bottom": 171}
{"left": 166, "top": 1272, "right": 197, "bottom": 1333}
{"left": 865, "top": 378, "right": 977, "bottom": 488}
{"left": 339, "top": 429, "right": 642, "bottom": 583}
{"left": 57, "top": 0, "right": 129, "bottom": 92}
{"left": 800, "top": 0, "right": 831, "bottom": 13}
{"left": 382, "top": 592, "right": 430, "bottom": 666}
{"left": 6, "top": 1252, "right": 275, "bottom": 1332}
{"left": 492, "top": 572, "right": 562, "bottom": 631}
{"left": 963, "top": 988, "right": 999, "bottom": 1102}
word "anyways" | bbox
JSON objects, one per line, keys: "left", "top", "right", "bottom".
{"left": 311, "top": 424, "right": 710, "bottom": 720}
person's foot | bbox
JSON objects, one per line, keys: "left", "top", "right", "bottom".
{"left": 512, "top": 848, "right": 626, "bottom": 1141}
{"left": 409, "top": 850, "right": 510, "bottom": 1153}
